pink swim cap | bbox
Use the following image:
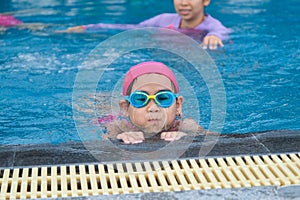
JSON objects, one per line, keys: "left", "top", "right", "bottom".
{"left": 123, "top": 61, "right": 179, "bottom": 95}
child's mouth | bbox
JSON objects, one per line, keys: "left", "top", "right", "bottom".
{"left": 148, "top": 119, "right": 160, "bottom": 122}
{"left": 147, "top": 118, "right": 162, "bottom": 124}
{"left": 179, "top": 9, "right": 191, "bottom": 16}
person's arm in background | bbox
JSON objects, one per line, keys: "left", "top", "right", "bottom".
{"left": 58, "top": 23, "right": 142, "bottom": 33}
{"left": 59, "top": 13, "right": 177, "bottom": 32}
{"left": 200, "top": 15, "right": 232, "bottom": 50}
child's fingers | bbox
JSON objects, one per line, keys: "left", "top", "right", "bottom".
{"left": 130, "top": 133, "right": 144, "bottom": 144}
{"left": 128, "top": 136, "right": 143, "bottom": 144}
{"left": 117, "top": 132, "right": 144, "bottom": 144}
{"left": 202, "top": 36, "right": 217, "bottom": 49}
{"left": 56, "top": 26, "right": 85, "bottom": 33}
{"left": 160, "top": 132, "right": 166, "bottom": 139}
{"left": 209, "top": 39, "right": 224, "bottom": 50}
{"left": 117, "top": 133, "right": 133, "bottom": 144}
{"left": 209, "top": 41, "right": 218, "bottom": 50}
{"left": 161, "top": 132, "right": 173, "bottom": 140}
{"left": 202, "top": 37, "right": 209, "bottom": 49}
{"left": 161, "top": 131, "right": 187, "bottom": 141}
{"left": 202, "top": 36, "right": 224, "bottom": 50}
{"left": 208, "top": 39, "right": 218, "bottom": 50}
{"left": 164, "top": 132, "right": 178, "bottom": 141}
{"left": 218, "top": 40, "right": 224, "bottom": 47}
{"left": 117, "top": 134, "right": 129, "bottom": 143}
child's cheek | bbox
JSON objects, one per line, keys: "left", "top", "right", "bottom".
{"left": 128, "top": 107, "right": 146, "bottom": 123}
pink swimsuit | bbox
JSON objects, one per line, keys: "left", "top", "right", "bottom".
{"left": 0, "top": 14, "right": 23, "bottom": 26}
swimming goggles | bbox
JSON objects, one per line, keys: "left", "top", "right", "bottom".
{"left": 125, "top": 90, "right": 178, "bottom": 108}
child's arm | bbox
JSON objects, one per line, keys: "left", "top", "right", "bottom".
{"left": 59, "top": 25, "right": 85, "bottom": 33}
{"left": 179, "top": 118, "right": 203, "bottom": 133}
{"left": 201, "top": 15, "right": 232, "bottom": 50}
{"left": 58, "top": 23, "right": 141, "bottom": 33}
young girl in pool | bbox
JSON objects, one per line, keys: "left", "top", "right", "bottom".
{"left": 63, "top": 0, "right": 231, "bottom": 50}
{"left": 103, "top": 61, "right": 204, "bottom": 144}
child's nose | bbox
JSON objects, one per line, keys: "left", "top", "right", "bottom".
{"left": 147, "top": 100, "right": 159, "bottom": 112}
{"left": 180, "top": 0, "right": 189, "bottom": 5}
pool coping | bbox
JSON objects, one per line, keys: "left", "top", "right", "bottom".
{"left": 1, "top": 130, "right": 299, "bottom": 168}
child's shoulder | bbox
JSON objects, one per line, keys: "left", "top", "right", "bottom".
{"left": 139, "top": 13, "right": 179, "bottom": 28}
{"left": 179, "top": 118, "right": 203, "bottom": 133}
{"left": 155, "top": 13, "right": 180, "bottom": 21}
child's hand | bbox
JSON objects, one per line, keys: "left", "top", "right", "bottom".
{"left": 117, "top": 131, "right": 144, "bottom": 144}
{"left": 160, "top": 131, "right": 187, "bottom": 141}
{"left": 202, "top": 35, "right": 224, "bottom": 50}
{"left": 56, "top": 25, "right": 85, "bottom": 33}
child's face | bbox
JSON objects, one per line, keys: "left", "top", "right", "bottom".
{"left": 120, "top": 74, "right": 183, "bottom": 136}
{"left": 173, "top": 0, "right": 210, "bottom": 22}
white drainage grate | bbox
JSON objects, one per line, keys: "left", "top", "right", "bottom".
{"left": 0, "top": 153, "right": 300, "bottom": 199}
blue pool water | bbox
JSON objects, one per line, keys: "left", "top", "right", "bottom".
{"left": 0, "top": 0, "right": 299, "bottom": 145}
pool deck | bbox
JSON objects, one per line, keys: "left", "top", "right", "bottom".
{"left": 1, "top": 130, "right": 300, "bottom": 199}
